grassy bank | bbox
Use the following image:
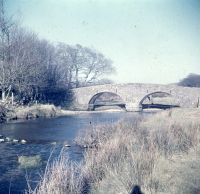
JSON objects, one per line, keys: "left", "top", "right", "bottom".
{"left": 28, "top": 108, "right": 200, "bottom": 194}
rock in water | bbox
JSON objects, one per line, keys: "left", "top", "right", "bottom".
{"left": 63, "top": 141, "right": 71, "bottom": 147}
{"left": 21, "top": 139, "right": 27, "bottom": 144}
{"left": 13, "top": 139, "right": 19, "bottom": 143}
{"left": 0, "top": 139, "right": 5, "bottom": 143}
{"left": 5, "top": 137, "right": 11, "bottom": 142}
{"left": 18, "top": 155, "right": 41, "bottom": 168}
{"left": 0, "top": 134, "right": 4, "bottom": 138}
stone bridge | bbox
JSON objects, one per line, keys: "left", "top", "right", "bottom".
{"left": 71, "top": 83, "right": 200, "bottom": 111}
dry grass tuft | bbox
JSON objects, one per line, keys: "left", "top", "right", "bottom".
{"left": 27, "top": 155, "right": 84, "bottom": 194}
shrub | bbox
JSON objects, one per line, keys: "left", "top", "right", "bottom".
{"left": 178, "top": 73, "right": 200, "bottom": 87}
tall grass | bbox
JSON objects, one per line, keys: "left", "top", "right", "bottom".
{"left": 27, "top": 155, "right": 84, "bottom": 194}
{"left": 28, "top": 108, "right": 200, "bottom": 194}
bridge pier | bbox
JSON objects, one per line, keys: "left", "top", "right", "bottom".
{"left": 125, "top": 103, "right": 140, "bottom": 112}
{"left": 88, "top": 104, "right": 95, "bottom": 111}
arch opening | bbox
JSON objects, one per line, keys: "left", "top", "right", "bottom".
{"left": 139, "top": 91, "right": 180, "bottom": 110}
{"left": 88, "top": 92, "right": 126, "bottom": 111}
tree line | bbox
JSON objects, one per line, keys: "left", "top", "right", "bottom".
{"left": 178, "top": 73, "right": 200, "bottom": 88}
{"left": 0, "top": 0, "right": 115, "bottom": 105}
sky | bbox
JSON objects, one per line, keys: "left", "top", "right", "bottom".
{"left": 6, "top": 0, "right": 200, "bottom": 84}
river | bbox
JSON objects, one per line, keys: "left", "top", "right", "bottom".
{"left": 0, "top": 111, "right": 144, "bottom": 194}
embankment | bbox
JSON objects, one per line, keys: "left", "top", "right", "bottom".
{"left": 0, "top": 104, "right": 78, "bottom": 122}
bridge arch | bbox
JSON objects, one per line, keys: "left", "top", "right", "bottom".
{"left": 139, "top": 91, "right": 179, "bottom": 110}
{"left": 88, "top": 92, "right": 126, "bottom": 111}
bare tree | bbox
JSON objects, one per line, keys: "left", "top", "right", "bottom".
{"left": 0, "top": 0, "right": 13, "bottom": 100}
{"left": 80, "top": 47, "right": 115, "bottom": 86}
{"left": 56, "top": 43, "right": 115, "bottom": 88}
{"left": 56, "top": 43, "right": 76, "bottom": 88}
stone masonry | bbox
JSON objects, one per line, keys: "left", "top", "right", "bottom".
{"left": 71, "top": 83, "right": 200, "bottom": 111}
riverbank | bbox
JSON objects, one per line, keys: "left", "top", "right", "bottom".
{"left": 0, "top": 104, "right": 70, "bottom": 122}
{"left": 0, "top": 104, "right": 127, "bottom": 123}
{"left": 28, "top": 108, "right": 200, "bottom": 194}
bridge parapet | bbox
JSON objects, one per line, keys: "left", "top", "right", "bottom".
{"left": 71, "top": 83, "right": 200, "bottom": 111}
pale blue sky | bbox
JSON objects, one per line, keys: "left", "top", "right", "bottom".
{"left": 6, "top": 0, "right": 200, "bottom": 84}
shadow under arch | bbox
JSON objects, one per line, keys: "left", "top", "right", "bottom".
{"left": 88, "top": 92, "right": 126, "bottom": 111}
{"left": 139, "top": 91, "right": 179, "bottom": 110}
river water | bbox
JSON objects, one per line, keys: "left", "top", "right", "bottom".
{"left": 0, "top": 111, "right": 143, "bottom": 194}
